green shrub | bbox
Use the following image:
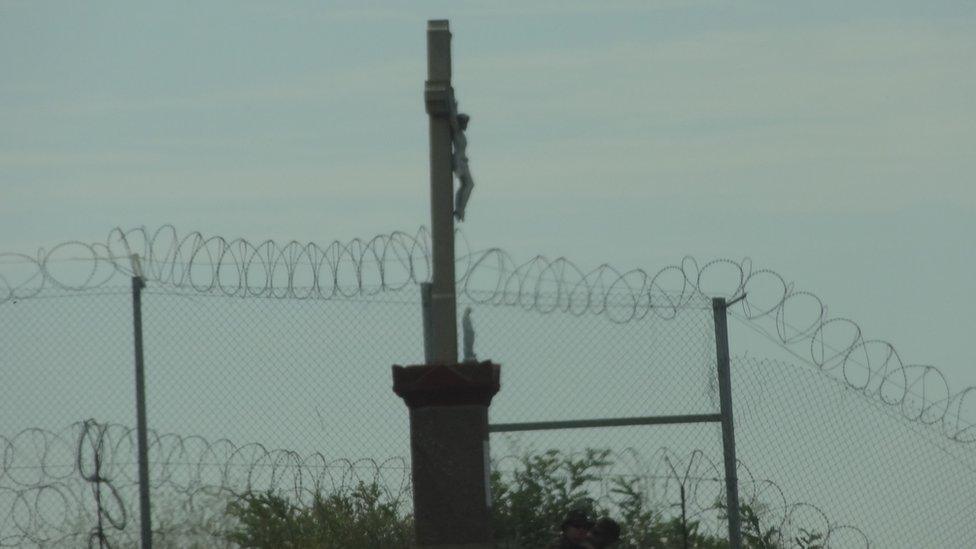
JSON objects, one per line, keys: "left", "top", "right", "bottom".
{"left": 224, "top": 482, "right": 412, "bottom": 548}
{"left": 222, "top": 449, "right": 818, "bottom": 549}
{"left": 490, "top": 448, "right": 610, "bottom": 547}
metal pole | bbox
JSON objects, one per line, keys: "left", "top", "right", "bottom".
{"left": 489, "top": 413, "right": 722, "bottom": 433}
{"left": 680, "top": 484, "right": 689, "bottom": 549}
{"left": 713, "top": 297, "right": 742, "bottom": 549}
{"left": 94, "top": 448, "right": 106, "bottom": 548}
{"left": 420, "top": 282, "right": 433, "bottom": 363}
{"left": 424, "top": 19, "right": 458, "bottom": 365}
{"left": 130, "top": 255, "right": 152, "bottom": 549}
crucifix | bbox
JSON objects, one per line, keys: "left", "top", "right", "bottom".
{"left": 392, "top": 20, "right": 499, "bottom": 549}
{"left": 422, "top": 18, "right": 475, "bottom": 366}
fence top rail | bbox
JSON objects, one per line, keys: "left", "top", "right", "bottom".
{"left": 489, "top": 414, "right": 723, "bottom": 433}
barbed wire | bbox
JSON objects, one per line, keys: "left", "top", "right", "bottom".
{"left": 0, "top": 421, "right": 865, "bottom": 547}
{"left": 492, "top": 445, "right": 869, "bottom": 546}
{"left": 0, "top": 421, "right": 412, "bottom": 547}
{"left": 78, "top": 419, "right": 126, "bottom": 549}
{"left": 1, "top": 225, "right": 973, "bottom": 444}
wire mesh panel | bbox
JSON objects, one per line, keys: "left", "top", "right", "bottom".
{"left": 469, "top": 292, "right": 740, "bottom": 546}
{"left": 1, "top": 288, "right": 134, "bottom": 432}
{"left": 470, "top": 293, "right": 719, "bottom": 425}
{"left": 1, "top": 288, "right": 137, "bottom": 547}
{"left": 142, "top": 289, "right": 424, "bottom": 459}
{"left": 1, "top": 286, "right": 427, "bottom": 547}
{"left": 3, "top": 227, "right": 976, "bottom": 547}
{"left": 732, "top": 356, "right": 976, "bottom": 548}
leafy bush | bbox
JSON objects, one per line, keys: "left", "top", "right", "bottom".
{"left": 491, "top": 448, "right": 733, "bottom": 548}
{"left": 491, "top": 448, "right": 609, "bottom": 547}
{"left": 224, "top": 482, "right": 412, "bottom": 548}
{"left": 222, "top": 449, "right": 820, "bottom": 548}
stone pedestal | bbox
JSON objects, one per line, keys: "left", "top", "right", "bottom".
{"left": 392, "top": 361, "right": 500, "bottom": 548}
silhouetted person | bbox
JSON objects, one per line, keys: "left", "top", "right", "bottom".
{"left": 550, "top": 509, "right": 594, "bottom": 548}
{"left": 583, "top": 517, "right": 621, "bottom": 548}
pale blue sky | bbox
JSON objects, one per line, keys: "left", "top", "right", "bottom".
{"left": 2, "top": 0, "right": 974, "bottom": 393}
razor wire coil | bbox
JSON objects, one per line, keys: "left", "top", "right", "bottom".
{"left": 0, "top": 421, "right": 867, "bottom": 548}
{"left": 1, "top": 225, "right": 973, "bottom": 444}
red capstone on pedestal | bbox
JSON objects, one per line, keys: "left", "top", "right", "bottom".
{"left": 392, "top": 361, "right": 500, "bottom": 408}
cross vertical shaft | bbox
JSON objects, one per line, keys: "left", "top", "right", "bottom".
{"left": 425, "top": 19, "right": 458, "bottom": 365}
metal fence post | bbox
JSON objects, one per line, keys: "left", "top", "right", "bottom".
{"left": 713, "top": 297, "right": 742, "bottom": 549}
{"left": 420, "top": 282, "right": 434, "bottom": 363}
{"left": 130, "top": 254, "right": 152, "bottom": 549}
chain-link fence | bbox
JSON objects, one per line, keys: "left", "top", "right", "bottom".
{"left": 2, "top": 227, "right": 974, "bottom": 547}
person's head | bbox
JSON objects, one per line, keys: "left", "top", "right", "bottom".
{"left": 561, "top": 509, "right": 594, "bottom": 542}
{"left": 587, "top": 517, "right": 621, "bottom": 547}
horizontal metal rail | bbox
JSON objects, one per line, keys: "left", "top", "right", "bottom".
{"left": 489, "top": 413, "right": 722, "bottom": 433}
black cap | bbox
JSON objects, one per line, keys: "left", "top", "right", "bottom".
{"left": 562, "top": 509, "right": 595, "bottom": 529}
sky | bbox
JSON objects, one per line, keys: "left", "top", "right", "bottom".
{"left": 2, "top": 1, "right": 974, "bottom": 392}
